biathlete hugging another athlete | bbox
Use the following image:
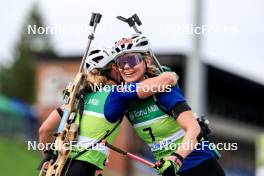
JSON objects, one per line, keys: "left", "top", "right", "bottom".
{"left": 39, "top": 46, "right": 178, "bottom": 176}
{"left": 104, "top": 33, "right": 226, "bottom": 176}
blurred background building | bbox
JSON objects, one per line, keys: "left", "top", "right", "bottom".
{"left": 0, "top": 0, "right": 263, "bottom": 176}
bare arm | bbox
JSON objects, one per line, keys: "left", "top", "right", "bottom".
{"left": 38, "top": 109, "right": 61, "bottom": 156}
{"left": 104, "top": 72, "right": 178, "bottom": 123}
{"left": 166, "top": 111, "right": 200, "bottom": 161}
{"left": 137, "top": 72, "right": 178, "bottom": 99}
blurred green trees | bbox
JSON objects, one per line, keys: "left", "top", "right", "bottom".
{"left": 0, "top": 4, "right": 55, "bottom": 104}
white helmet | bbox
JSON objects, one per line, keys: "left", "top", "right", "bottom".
{"left": 85, "top": 47, "right": 115, "bottom": 72}
{"left": 113, "top": 33, "right": 152, "bottom": 58}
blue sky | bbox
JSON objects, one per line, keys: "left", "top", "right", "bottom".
{"left": 0, "top": 0, "right": 263, "bottom": 85}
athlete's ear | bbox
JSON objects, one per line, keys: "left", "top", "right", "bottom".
{"left": 111, "top": 63, "right": 119, "bottom": 72}
{"left": 111, "top": 63, "right": 122, "bottom": 82}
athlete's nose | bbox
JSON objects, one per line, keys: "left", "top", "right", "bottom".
{"left": 123, "top": 63, "right": 131, "bottom": 69}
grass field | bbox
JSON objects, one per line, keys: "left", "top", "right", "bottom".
{"left": 0, "top": 136, "right": 41, "bottom": 176}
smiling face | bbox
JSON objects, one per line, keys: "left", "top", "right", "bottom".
{"left": 116, "top": 53, "right": 146, "bottom": 83}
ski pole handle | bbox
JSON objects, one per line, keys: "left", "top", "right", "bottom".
{"left": 132, "top": 14, "right": 142, "bottom": 26}
{"left": 116, "top": 14, "right": 164, "bottom": 73}
{"left": 89, "top": 13, "right": 102, "bottom": 26}
{"left": 117, "top": 14, "right": 142, "bottom": 33}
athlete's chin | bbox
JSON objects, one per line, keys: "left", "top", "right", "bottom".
{"left": 123, "top": 77, "right": 138, "bottom": 83}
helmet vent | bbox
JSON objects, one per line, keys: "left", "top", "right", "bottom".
{"left": 137, "top": 41, "right": 148, "bottom": 46}
{"left": 86, "top": 62, "right": 91, "bottom": 69}
{"left": 127, "top": 44, "right": 133, "bottom": 49}
{"left": 89, "top": 49, "right": 100, "bottom": 55}
{"left": 93, "top": 56, "right": 103, "bottom": 63}
{"left": 115, "top": 47, "right": 121, "bottom": 53}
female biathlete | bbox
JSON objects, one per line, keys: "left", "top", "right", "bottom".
{"left": 104, "top": 33, "right": 226, "bottom": 176}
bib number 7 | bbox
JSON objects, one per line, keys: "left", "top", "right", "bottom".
{"left": 143, "top": 127, "right": 155, "bottom": 142}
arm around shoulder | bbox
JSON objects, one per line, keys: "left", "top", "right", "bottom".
{"left": 137, "top": 72, "right": 178, "bottom": 99}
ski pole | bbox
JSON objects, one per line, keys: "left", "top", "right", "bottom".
{"left": 101, "top": 140, "right": 159, "bottom": 169}
{"left": 116, "top": 14, "right": 164, "bottom": 72}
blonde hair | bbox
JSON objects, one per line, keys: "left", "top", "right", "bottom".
{"left": 85, "top": 69, "right": 107, "bottom": 91}
{"left": 146, "top": 65, "right": 158, "bottom": 77}
{"left": 143, "top": 54, "right": 158, "bottom": 77}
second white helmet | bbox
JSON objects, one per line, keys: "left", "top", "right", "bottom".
{"left": 85, "top": 47, "right": 115, "bottom": 72}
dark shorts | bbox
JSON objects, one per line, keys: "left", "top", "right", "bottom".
{"left": 162, "top": 157, "right": 225, "bottom": 176}
{"left": 179, "top": 157, "right": 225, "bottom": 176}
{"left": 61, "top": 159, "right": 98, "bottom": 176}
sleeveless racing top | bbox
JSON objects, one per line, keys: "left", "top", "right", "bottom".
{"left": 59, "top": 88, "right": 120, "bottom": 169}
{"left": 128, "top": 96, "right": 185, "bottom": 160}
